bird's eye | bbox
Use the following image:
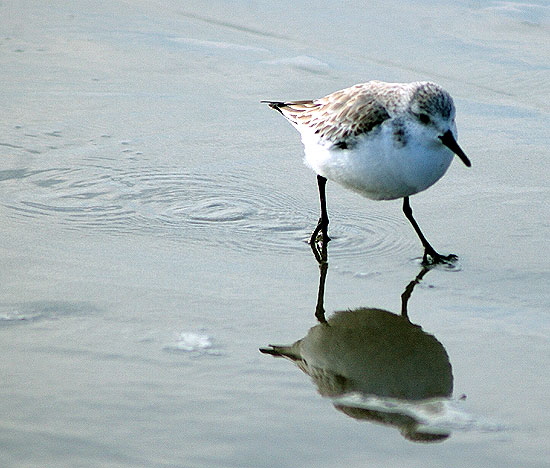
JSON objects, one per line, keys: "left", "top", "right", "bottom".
{"left": 418, "top": 113, "right": 431, "bottom": 125}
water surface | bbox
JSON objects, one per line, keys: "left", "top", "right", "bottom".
{"left": 1, "top": 1, "right": 549, "bottom": 467}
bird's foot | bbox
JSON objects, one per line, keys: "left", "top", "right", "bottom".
{"left": 422, "top": 249, "right": 458, "bottom": 266}
{"left": 309, "top": 220, "right": 330, "bottom": 264}
{"left": 309, "top": 232, "right": 331, "bottom": 246}
{"left": 309, "top": 235, "right": 329, "bottom": 265}
{"left": 309, "top": 218, "right": 331, "bottom": 247}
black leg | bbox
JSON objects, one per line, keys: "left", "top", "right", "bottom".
{"left": 309, "top": 175, "right": 331, "bottom": 246}
{"left": 402, "top": 197, "right": 457, "bottom": 265}
{"left": 314, "top": 255, "right": 329, "bottom": 324}
{"left": 400, "top": 266, "right": 431, "bottom": 320}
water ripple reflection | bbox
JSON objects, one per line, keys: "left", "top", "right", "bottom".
{"left": 1, "top": 164, "right": 415, "bottom": 257}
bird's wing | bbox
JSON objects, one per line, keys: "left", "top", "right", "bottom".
{"left": 263, "top": 84, "right": 391, "bottom": 147}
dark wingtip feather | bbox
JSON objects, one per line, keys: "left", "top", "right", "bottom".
{"left": 259, "top": 346, "right": 281, "bottom": 356}
{"left": 259, "top": 345, "right": 300, "bottom": 360}
{"left": 261, "top": 100, "right": 287, "bottom": 114}
{"left": 260, "top": 100, "right": 285, "bottom": 106}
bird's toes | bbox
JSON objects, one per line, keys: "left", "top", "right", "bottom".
{"left": 422, "top": 251, "right": 458, "bottom": 266}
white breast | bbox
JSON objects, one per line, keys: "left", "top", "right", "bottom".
{"left": 302, "top": 124, "right": 454, "bottom": 200}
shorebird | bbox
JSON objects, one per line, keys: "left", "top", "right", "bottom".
{"left": 263, "top": 80, "right": 471, "bottom": 264}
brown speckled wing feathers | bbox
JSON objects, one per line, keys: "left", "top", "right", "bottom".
{"left": 263, "top": 85, "right": 390, "bottom": 147}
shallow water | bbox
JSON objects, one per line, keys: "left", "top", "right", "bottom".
{"left": 1, "top": 1, "right": 549, "bottom": 467}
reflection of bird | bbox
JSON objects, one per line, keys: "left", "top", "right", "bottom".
{"left": 261, "top": 259, "right": 454, "bottom": 442}
{"left": 263, "top": 81, "right": 471, "bottom": 264}
{"left": 261, "top": 307, "right": 453, "bottom": 442}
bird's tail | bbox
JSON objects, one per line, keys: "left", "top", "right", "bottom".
{"left": 259, "top": 344, "right": 300, "bottom": 361}
{"left": 260, "top": 100, "right": 287, "bottom": 116}
{"left": 262, "top": 99, "right": 318, "bottom": 132}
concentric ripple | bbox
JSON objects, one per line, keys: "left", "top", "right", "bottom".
{"left": 326, "top": 210, "right": 416, "bottom": 260}
{"left": 0, "top": 163, "right": 416, "bottom": 257}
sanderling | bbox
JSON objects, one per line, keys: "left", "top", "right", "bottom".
{"left": 263, "top": 80, "right": 471, "bottom": 265}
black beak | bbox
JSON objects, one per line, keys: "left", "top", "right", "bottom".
{"left": 439, "top": 130, "right": 471, "bottom": 167}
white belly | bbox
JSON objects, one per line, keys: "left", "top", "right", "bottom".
{"left": 302, "top": 127, "right": 454, "bottom": 200}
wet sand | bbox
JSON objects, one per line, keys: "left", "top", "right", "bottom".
{"left": 1, "top": 1, "right": 549, "bottom": 467}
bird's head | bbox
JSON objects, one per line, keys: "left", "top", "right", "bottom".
{"left": 408, "top": 82, "right": 471, "bottom": 167}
